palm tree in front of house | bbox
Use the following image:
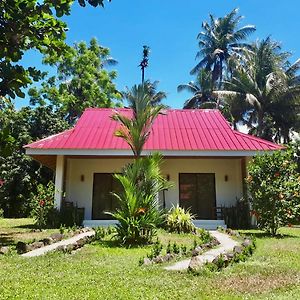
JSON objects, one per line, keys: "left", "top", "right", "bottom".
{"left": 110, "top": 82, "right": 172, "bottom": 244}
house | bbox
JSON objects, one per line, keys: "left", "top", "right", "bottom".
{"left": 25, "top": 108, "right": 282, "bottom": 229}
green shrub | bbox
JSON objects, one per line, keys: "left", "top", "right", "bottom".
{"left": 30, "top": 182, "right": 59, "bottom": 229}
{"left": 165, "top": 205, "right": 196, "bottom": 234}
{"left": 247, "top": 149, "right": 300, "bottom": 235}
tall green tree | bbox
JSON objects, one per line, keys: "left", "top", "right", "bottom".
{"left": 178, "top": 69, "right": 216, "bottom": 109}
{"left": 215, "top": 38, "right": 300, "bottom": 141}
{"left": 0, "top": 104, "right": 69, "bottom": 217}
{"left": 29, "top": 38, "right": 122, "bottom": 125}
{"left": 0, "top": 0, "right": 111, "bottom": 99}
{"left": 191, "top": 8, "right": 255, "bottom": 88}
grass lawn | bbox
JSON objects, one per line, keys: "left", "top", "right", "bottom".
{"left": 1, "top": 219, "right": 300, "bottom": 299}
{"left": 0, "top": 218, "right": 60, "bottom": 246}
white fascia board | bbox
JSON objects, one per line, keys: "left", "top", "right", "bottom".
{"left": 25, "top": 148, "right": 274, "bottom": 157}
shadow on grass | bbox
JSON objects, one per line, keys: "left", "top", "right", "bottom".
{"left": 244, "top": 231, "right": 298, "bottom": 239}
{"left": 0, "top": 233, "right": 15, "bottom": 246}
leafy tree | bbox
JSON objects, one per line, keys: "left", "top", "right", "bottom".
{"left": 0, "top": 0, "right": 111, "bottom": 99}
{"left": 247, "top": 149, "right": 300, "bottom": 235}
{"left": 29, "top": 38, "right": 122, "bottom": 125}
{"left": 0, "top": 105, "right": 69, "bottom": 217}
{"left": 191, "top": 8, "right": 255, "bottom": 87}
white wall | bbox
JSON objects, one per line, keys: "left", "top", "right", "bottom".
{"left": 65, "top": 157, "right": 244, "bottom": 220}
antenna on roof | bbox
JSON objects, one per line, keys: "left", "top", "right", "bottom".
{"left": 139, "top": 45, "right": 150, "bottom": 84}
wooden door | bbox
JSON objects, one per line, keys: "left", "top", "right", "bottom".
{"left": 92, "top": 173, "right": 122, "bottom": 219}
{"left": 179, "top": 173, "right": 216, "bottom": 219}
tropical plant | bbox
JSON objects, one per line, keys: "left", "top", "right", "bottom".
{"left": 191, "top": 8, "right": 255, "bottom": 88}
{"left": 113, "top": 83, "right": 165, "bottom": 157}
{"left": 165, "top": 205, "right": 196, "bottom": 234}
{"left": 247, "top": 148, "right": 300, "bottom": 235}
{"left": 178, "top": 69, "right": 217, "bottom": 109}
{"left": 109, "top": 153, "right": 171, "bottom": 244}
{"left": 215, "top": 38, "right": 300, "bottom": 141}
{"left": 29, "top": 38, "right": 122, "bottom": 125}
{"left": 111, "top": 83, "right": 171, "bottom": 244}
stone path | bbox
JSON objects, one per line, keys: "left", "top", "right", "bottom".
{"left": 164, "top": 231, "right": 239, "bottom": 271}
{"left": 22, "top": 230, "right": 95, "bottom": 257}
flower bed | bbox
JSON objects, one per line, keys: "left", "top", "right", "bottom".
{"left": 140, "top": 229, "right": 219, "bottom": 265}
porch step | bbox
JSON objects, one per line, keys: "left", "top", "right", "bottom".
{"left": 83, "top": 219, "right": 226, "bottom": 230}
{"left": 83, "top": 220, "right": 118, "bottom": 228}
{"left": 193, "top": 219, "right": 227, "bottom": 230}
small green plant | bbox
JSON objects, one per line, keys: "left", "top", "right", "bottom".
{"left": 59, "top": 224, "right": 66, "bottom": 234}
{"left": 93, "top": 227, "right": 107, "bottom": 241}
{"left": 0, "top": 208, "right": 4, "bottom": 218}
{"left": 197, "top": 228, "right": 213, "bottom": 244}
{"left": 181, "top": 244, "right": 187, "bottom": 255}
{"left": 146, "top": 239, "right": 163, "bottom": 260}
{"left": 165, "top": 205, "right": 196, "bottom": 234}
{"left": 166, "top": 241, "right": 171, "bottom": 254}
{"left": 172, "top": 242, "right": 180, "bottom": 254}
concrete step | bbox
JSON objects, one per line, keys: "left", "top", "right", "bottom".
{"left": 83, "top": 219, "right": 226, "bottom": 230}
{"left": 193, "top": 219, "right": 227, "bottom": 230}
{"left": 83, "top": 220, "right": 118, "bottom": 228}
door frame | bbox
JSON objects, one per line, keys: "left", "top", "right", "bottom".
{"left": 178, "top": 173, "right": 217, "bottom": 219}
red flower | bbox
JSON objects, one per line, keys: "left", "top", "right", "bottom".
{"left": 39, "top": 200, "right": 45, "bottom": 207}
{"left": 0, "top": 179, "right": 5, "bottom": 188}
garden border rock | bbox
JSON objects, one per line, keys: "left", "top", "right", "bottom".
{"left": 15, "top": 227, "right": 91, "bottom": 254}
{"left": 21, "top": 230, "right": 95, "bottom": 257}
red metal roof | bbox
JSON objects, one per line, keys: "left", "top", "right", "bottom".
{"left": 25, "top": 108, "right": 283, "bottom": 152}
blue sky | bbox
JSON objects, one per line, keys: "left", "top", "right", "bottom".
{"left": 19, "top": 0, "right": 300, "bottom": 108}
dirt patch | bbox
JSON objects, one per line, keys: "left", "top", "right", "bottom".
{"left": 217, "top": 272, "right": 300, "bottom": 294}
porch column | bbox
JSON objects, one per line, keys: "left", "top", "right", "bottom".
{"left": 54, "top": 155, "right": 65, "bottom": 210}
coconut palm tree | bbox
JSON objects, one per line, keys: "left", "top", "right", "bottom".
{"left": 191, "top": 8, "right": 256, "bottom": 88}
{"left": 215, "top": 38, "right": 300, "bottom": 141}
{"left": 177, "top": 69, "right": 217, "bottom": 108}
